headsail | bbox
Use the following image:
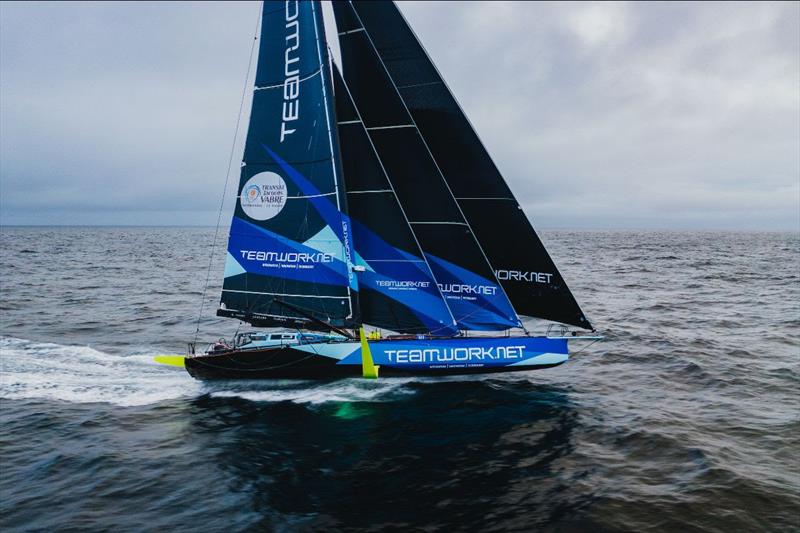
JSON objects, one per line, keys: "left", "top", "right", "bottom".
{"left": 219, "top": 0, "right": 358, "bottom": 330}
{"left": 333, "top": 1, "right": 521, "bottom": 331}
{"left": 334, "top": 65, "right": 458, "bottom": 336}
{"left": 339, "top": 1, "right": 593, "bottom": 330}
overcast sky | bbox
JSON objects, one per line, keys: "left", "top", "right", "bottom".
{"left": 1, "top": 1, "right": 798, "bottom": 229}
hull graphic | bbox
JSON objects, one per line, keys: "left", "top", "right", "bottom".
{"left": 184, "top": 337, "right": 568, "bottom": 380}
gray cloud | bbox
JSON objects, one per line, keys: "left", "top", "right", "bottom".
{"left": 1, "top": 1, "right": 798, "bottom": 229}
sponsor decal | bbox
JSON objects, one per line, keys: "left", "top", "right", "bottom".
{"left": 495, "top": 270, "right": 553, "bottom": 284}
{"left": 240, "top": 172, "right": 287, "bottom": 220}
{"left": 385, "top": 345, "right": 526, "bottom": 364}
{"left": 376, "top": 280, "right": 431, "bottom": 291}
{"left": 438, "top": 283, "right": 497, "bottom": 300}
{"left": 341, "top": 218, "right": 355, "bottom": 286}
{"left": 281, "top": 1, "right": 300, "bottom": 143}
{"left": 239, "top": 249, "right": 333, "bottom": 269}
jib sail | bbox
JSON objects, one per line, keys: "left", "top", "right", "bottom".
{"left": 333, "top": 0, "right": 521, "bottom": 331}
{"left": 339, "top": 0, "right": 593, "bottom": 330}
{"left": 334, "top": 65, "right": 458, "bottom": 336}
{"left": 219, "top": 0, "right": 358, "bottom": 330}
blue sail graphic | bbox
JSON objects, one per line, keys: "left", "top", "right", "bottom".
{"left": 426, "top": 255, "right": 520, "bottom": 331}
{"left": 350, "top": 219, "right": 459, "bottom": 335}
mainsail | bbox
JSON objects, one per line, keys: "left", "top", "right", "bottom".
{"left": 336, "top": 0, "right": 593, "bottom": 330}
{"left": 219, "top": 0, "right": 358, "bottom": 329}
{"left": 334, "top": 66, "right": 458, "bottom": 336}
{"left": 333, "top": 1, "right": 521, "bottom": 331}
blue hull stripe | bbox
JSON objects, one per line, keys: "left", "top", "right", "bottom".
{"left": 295, "top": 337, "right": 568, "bottom": 371}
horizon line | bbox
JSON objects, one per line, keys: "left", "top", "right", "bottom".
{"left": 1, "top": 224, "right": 798, "bottom": 234}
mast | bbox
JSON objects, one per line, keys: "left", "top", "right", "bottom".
{"left": 341, "top": 0, "right": 593, "bottom": 330}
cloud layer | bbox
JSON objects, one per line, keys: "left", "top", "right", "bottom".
{"left": 1, "top": 1, "right": 798, "bottom": 229}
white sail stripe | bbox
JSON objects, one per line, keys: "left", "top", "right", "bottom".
{"left": 346, "top": 189, "right": 393, "bottom": 194}
{"left": 455, "top": 197, "right": 515, "bottom": 201}
{"left": 285, "top": 192, "right": 336, "bottom": 199}
{"left": 338, "top": 28, "right": 365, "bottom": 35}
{"left": 365, "top": 124, "right": 415, "bottom": 130}
{"left": 364, "top": 259, "right": 425, "bottom": 263}
{"left": 254, "top": 68, "right": 322, "bottom": 91}
{"left": 409, "top": 221, "right": 469, "bottom": 226}
{"left": 337, "top": 119, "right": 361, "bottom": 125}
{"left": 222, "top": 289, "right": 348, "bottom": 299}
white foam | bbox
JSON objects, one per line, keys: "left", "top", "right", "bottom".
{"left": 0, "top": 336, "right": 201, "bottom": 407}
{"left": 209, "top": 378, "right": 417, "bottom": 404}
{"left": 0, "top": 337, "right": 422, "bottom": 407}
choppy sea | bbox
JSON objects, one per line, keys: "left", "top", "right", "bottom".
{"left": 0, "top": 227, "right": 798, "bottom": 532}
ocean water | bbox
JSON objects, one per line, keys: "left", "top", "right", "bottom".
{"left": 0, "top": 227, "right": 798, "bottom": 532}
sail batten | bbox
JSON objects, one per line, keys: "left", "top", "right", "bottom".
{"left": 343, "top": 0, "right": 593, "bottom": 329}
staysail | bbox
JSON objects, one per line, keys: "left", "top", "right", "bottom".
{"left": 333, "top": 1, "right": 521, "bottom": 331}
{"left": 337, "top": 0, "right": 593, "bottom": 330}
{"left": 219, "top": 0, "right": 358, "bottom": 330}
{"left": 334, "top": 65, "right": 458, "bottom": 336}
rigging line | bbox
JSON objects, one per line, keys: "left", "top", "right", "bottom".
{"left": 194, "top": 5, "right": 261, "bottom": 345}
{"left": 571, "top": 338, "right": 602, "bottom": 356}
{"left": 254, "top": 67, "right": 321, "bottom": 90}
{"left": 396, "top": 80, "right": 443, "bottom": 90}
{"left": 311, "top": 1, "right": 356, "bottom": 320}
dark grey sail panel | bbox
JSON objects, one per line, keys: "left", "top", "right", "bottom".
{"left": 366, "top": 128, "right": 464, "bottom": 223}
{"left": 333, "top": 2, "right": 521, "bottom": 331}
{"left": 220, "top": 0, "right": 358, "bottom": 330}
{"left": 345, "top": 0, "right": 593, "bottom": 330}
{"left": 334, "top": 65, "right": 457, "bottom": 335}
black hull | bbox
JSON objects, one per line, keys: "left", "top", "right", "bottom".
{"left": 184, "top": 346, "right": 565, "bottom": 380}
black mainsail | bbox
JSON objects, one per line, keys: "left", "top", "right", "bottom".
{"left": 333, "top": 0, "right": 522, "bottom": 331}
{"left": 334, "top": 0, "right": 593, "bottom": 330}
{"left": 219, "top": 0, "right": 358, "bottom": 330}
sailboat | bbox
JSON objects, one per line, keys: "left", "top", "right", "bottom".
{"left": 180, "top": 0, "right": 601, "bottom": 380}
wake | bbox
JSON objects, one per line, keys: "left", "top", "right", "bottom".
{"left": 0, "top": 337, "right": 420, "bottom": 407}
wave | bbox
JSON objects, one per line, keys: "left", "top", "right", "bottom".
{"left": 0, "top": 337, "right": 426, "bottom": 407}
{"left": 0, "top": 336, "right": 201, "bottom": 407}
{"left": 209, "top": 378, "right": 418, "bottom": 404}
